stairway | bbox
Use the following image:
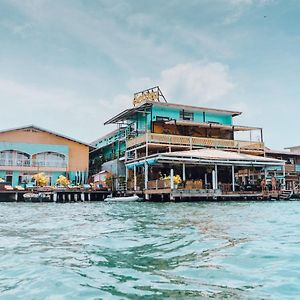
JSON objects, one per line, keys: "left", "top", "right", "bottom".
{"left": 280, "top": 190, "right": 293, "bottom": 200}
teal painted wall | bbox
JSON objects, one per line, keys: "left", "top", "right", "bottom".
{"left": 150, "top": 105, "right": 233, "bottom": 125}
{"left": 205, "top": 113, "right": 232, "bottom": 125}
{"left": 152, "top": 106, "right": 179, "bottom": 121}
{"left": 0, "top": 170, "right": 5, "bottom": 180}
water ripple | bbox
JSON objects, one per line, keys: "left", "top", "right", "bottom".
{"left": 0, "top": 201, "right": 300, "bottom": 299}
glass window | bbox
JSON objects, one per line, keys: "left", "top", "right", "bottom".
{"left": 180, "top": 110, "right": 194, "bottom": 121}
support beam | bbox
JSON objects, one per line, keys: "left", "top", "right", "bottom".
{"left": 170, "top": 168, "right": 174, "bottom": 190}
{"left": 232, "top": 165, "right": 235, "bottom": 192}
{"left": 182, "top": 163, "right": 186, "bottom": 181}
{"left": 212, "top": 170, "right": 216, "bottom": 190}
{"left": 144, "top": 162, "right": 148, "bottom": 190}
{"left": 215, "top": 165, "right": 218, "bottom": 190}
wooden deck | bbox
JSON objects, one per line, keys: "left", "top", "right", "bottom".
{"left": 143, "top": 188, "right": 285, "bottom": 201}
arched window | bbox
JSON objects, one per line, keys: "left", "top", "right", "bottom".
{"left": 0, "top": 150, "right": 30, "bottom": 166}
{"left": 32, "top": 152, "right": 66, "bottom": 167}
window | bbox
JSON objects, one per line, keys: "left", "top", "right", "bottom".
{"left": 32, "top": 152, "right": 66, "bottom": 167}
{"left": 180, "top": 110, "right": 194, "bottom": 121}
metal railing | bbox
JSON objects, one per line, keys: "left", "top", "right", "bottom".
{"left": 0, "top": 159, "right": 67, "bottom": 168}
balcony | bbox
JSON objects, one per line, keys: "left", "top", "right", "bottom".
{"left": 127, "top": 132, "right": 264, "bottom": 153}
{"left": 0, "top": 159, "right": 67, "bottom": 169}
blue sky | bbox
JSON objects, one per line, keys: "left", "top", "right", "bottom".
{"left": 0, "top": 0, "right": 299, "bottom": 149}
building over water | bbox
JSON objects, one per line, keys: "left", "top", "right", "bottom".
{"left": 0, "top": 125, "right": 90, "bottom": 187}
{"left": 91, "top": 87, "right": 284, "bottom": 199}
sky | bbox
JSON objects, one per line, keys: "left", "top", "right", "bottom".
{"left": 0, "top": 0, "right": 299, "bottom": 149}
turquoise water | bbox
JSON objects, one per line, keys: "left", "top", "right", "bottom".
{"left": 0, "top": 201, "right": 300, "bottom": 299}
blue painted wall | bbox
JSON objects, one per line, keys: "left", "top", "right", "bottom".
{"left": 151, "top": 104, "right": 233, "bottom": 125}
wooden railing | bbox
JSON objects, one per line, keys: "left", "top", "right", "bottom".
{"left": 127, "top": 133, "right": 264, "bottom": 151}
{"left": 285, "top": 164, "right": 296, "bottom": 174}
{"left": 147, "top": 179, "right": 171, "bottom": 190}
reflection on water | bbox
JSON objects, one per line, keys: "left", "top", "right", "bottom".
{"left": 0, "top": 201, "right": 300, "bottom": 299}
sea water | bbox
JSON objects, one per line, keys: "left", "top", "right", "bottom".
{"left": 0, "top": 201, "right": 300, "bottom": 299}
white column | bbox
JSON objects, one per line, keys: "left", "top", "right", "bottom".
{"left": 182, "top": 163, "right": 186, "bottom": 181}
{"left": 170, "top": 168, "right": 174, "bottom": 190}
{"left": 144, "top": 162, "right": 148, "bottom": 190}
{"left": 215, "top": 165, "right": 218, "bottom": 190}
{"left": 134, "top": 165, "right": 137, "bottom": 191}
{"left": 212, "top": 170, "right": 216, "bottom": 190}
{"left": 232, "top": 165, "right": 235, "bottom": 192}
{"left": 125, "top": 166, "right": 128, "bottom": 190}
{"left": 204, "top": 173, "right": 208, "bottom": 188}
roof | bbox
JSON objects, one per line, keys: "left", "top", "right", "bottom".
{"left": 265, "top": 148, "right": 300, "bottom": 157}
{"left": 0, "top": 125, "right": 91, "bottom": 148}
{"left": 90, "top": 129, "right": 119, "bottom": 146}
{"left": 160, "top": 149, "right": 284, "bottom": 164}
{"left": 127, "top": 149, "right": 284, "bottom": 167}
{"left": 285, "top": 145, "right": 300, "bottom": 150}
{"left": 104, "top": 101, "right": 241, "bottom": 125}
{"left": 144, "top": 100, "right": 242, "bottom": 116}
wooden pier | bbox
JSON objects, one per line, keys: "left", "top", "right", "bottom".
{"left": 0, "top": 190, "right": 110, "bottom": 203}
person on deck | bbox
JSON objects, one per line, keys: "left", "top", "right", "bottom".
{"left": 271, "top": 176, "right": 277, "bottom": 191}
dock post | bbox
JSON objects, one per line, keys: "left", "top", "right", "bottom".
{"left": 68, "top": 193, "right": 71, "bottom": 202}
{"left": 232, "top": 165, "right": 235, "bottom": 192}
{"left": 81, "top": 193, "right": 85, "bottom": 201}
{"left": 15, "top": 192, "right": 18, "bottom": 202}
{"left": 88, "top": 193, "right": 91, "bottom": 201}
{"left": 53, "top": 193, "right": 57, "bottom": 202}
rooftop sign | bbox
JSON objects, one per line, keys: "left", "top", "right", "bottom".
{"left": 133, "top": 86, "right": 167, "bottom": 106}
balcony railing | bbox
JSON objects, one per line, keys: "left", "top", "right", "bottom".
{"left": 0, "top": 159, "right": 67, "bottom": 168}
{"left": 127, "top": 132, "right": 264, "bottom": 152}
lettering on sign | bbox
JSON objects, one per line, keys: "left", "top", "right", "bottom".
{"left": 133, "top": 91, "right": 159, "bottom": 106}
{"left": 133, "top": 86, "right": 167, "bottom": 106}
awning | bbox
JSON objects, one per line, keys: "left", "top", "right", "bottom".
{"left": 127, "top": 158, "right": 158, "bottom": 169}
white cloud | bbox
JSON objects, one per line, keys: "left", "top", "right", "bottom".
{"left": 160, "top": 61, "right": 235, "bottom": 104}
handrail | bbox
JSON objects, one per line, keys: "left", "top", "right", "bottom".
{"left": 0, "top": 159, "right": 67, "bottom": 168}
{"left": 127, "top": 132, "right": 264, "bottom": 150}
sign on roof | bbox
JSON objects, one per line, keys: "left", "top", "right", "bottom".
{"left": 133, "top": 86, "right": 167, "bottom": 106}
